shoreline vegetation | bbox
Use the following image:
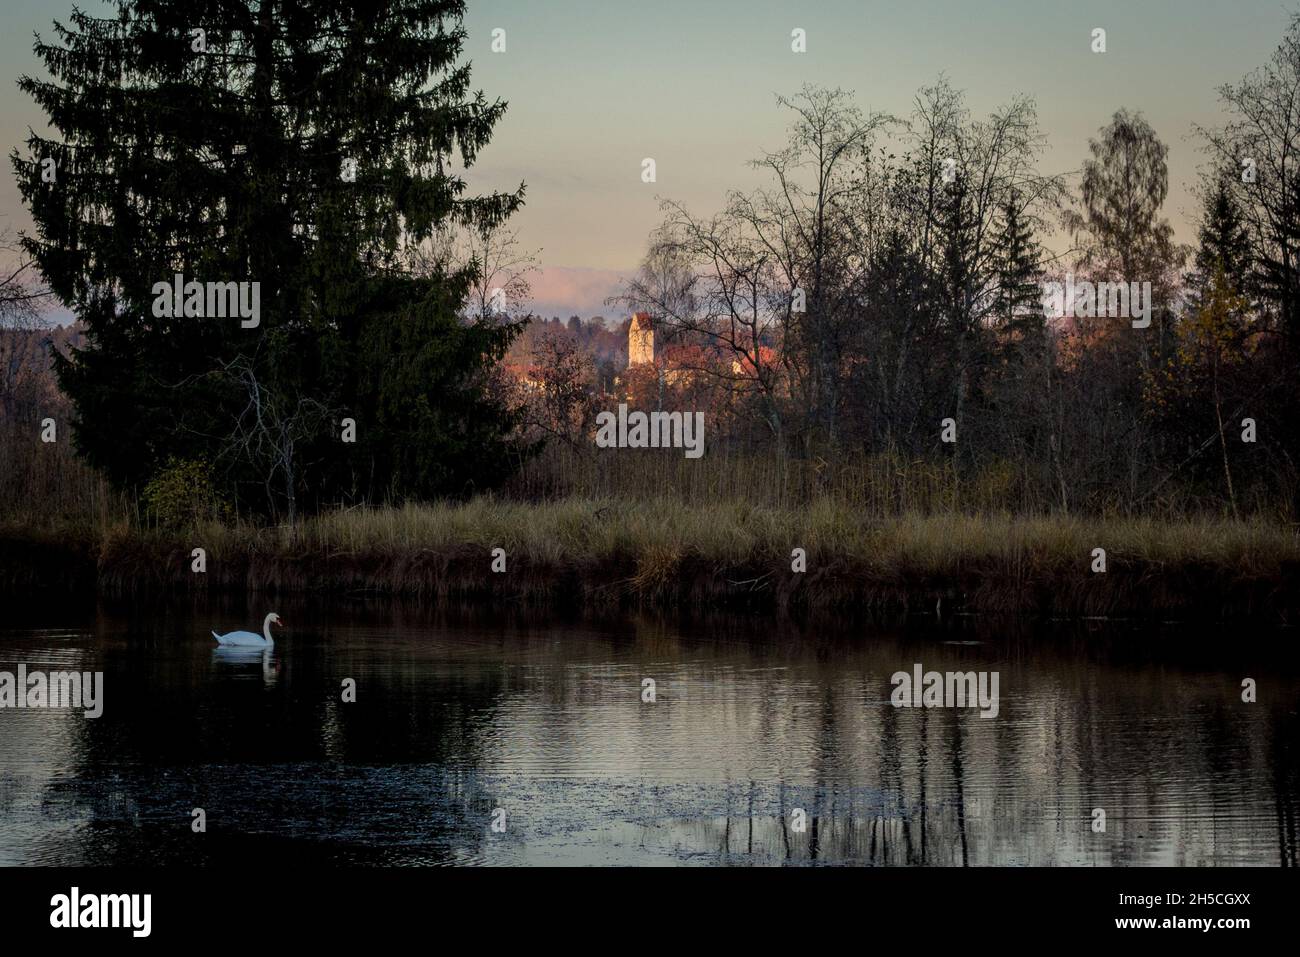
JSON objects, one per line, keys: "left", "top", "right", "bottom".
{"left": 6, "top": 497, "right": 1300, "bottom": 621}
{"left": 6, "top": 8, "right": 1300, "bottom": 628}
{"left": 4, "top": 440, "right": 1300, "bottom": 621}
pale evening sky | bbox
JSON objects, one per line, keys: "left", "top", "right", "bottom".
{"left": 1, "top": 0, "right": 1293, "bottom": 319}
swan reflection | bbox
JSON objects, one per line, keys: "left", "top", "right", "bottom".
{"left": 211, "top": 647, "right": 279, "bottom": 688}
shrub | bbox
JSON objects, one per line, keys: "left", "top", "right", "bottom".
{"left": 141, "top": 458, "right": 231, "bottom": 528}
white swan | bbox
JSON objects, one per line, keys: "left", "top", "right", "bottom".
{"left": 212, "top": 612, "right": 282, "bottom": 647}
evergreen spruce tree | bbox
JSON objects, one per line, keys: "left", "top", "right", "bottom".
{"left": 993, "top": 191, "right": 1044, "bottom": 332}
{"left": 1191, "top": 174, "right": 1252, "bottom": 300}
{"left": 987, "top": 190, "right": 1050, "bottom": 467}
{"left": 12, "top": 0, "right": 527, "bottom": 515}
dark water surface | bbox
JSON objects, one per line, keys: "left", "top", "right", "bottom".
{"left": 1, "top": 598, "right": 1297, "bottom": 866}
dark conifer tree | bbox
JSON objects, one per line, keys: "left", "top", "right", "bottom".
{"left": 1191, "top": 174, "right": 1252, "bottom": 300}
{"left": 12, "top": 0, "right": 528, "bottom": 515}
{"left": 993, "top": 192, "right": 1044, "bottom": 331}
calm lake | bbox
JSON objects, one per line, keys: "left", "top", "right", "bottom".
{"left": 1, "top": 598, "right": 1297, "bottom": 866}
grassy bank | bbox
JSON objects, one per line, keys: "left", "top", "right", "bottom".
{"left": 4, "top": 498, "right": 1300, "bottom": 620}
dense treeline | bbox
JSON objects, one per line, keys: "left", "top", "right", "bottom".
{"left": 608, "top": 21, "right": 1300, "bottom": 517}
{"left": 7, "top": 2, "right": 1300, "bottom": 525}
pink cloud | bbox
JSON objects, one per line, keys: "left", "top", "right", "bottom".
{"left": 526, "top": 266, "right": 634, "bottom": 319}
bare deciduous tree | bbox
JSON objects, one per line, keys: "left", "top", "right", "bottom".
{"left": 1200, "top": 13, "right": 1300, "bottom": 342}
{"left": 414, "top": 222, "right": 540, "bottom": 321}
{"left": 525, "top": 330, "right": 598, "bottom": 447}
{"left": 0, "top": 225, "right": 47, "bottom": 331}
{"left": 216, "top": 355, "right": 331, "bottom": 525}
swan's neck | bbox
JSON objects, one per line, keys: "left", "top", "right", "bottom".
{"left": 262, "top": 613, "right": 276, "bottom": 644}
